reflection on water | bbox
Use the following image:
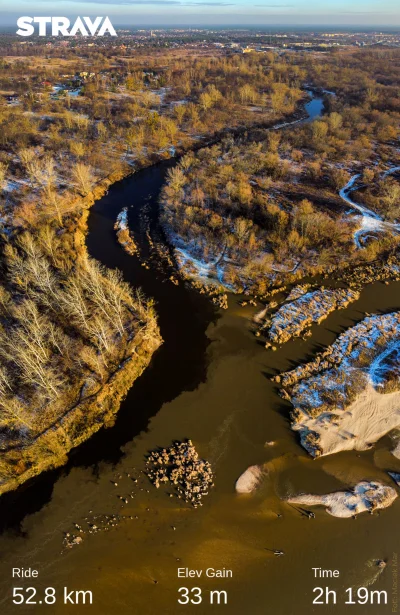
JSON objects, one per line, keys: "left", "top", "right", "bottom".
{"left": 304, "top": 93, "right": 325, "bottom": 121}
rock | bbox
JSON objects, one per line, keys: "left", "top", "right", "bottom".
{"left": 287, "top": 480, "right": 397, "bottom": 518}
{"left": 235, "top": 465, "right": 265, "bottom": 494}
{"left": 73, "top": 536, "right": 83, "bottom": 545}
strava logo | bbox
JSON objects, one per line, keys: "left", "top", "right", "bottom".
{"left": 16, "top": 16, "right": 117, "bottom": 37}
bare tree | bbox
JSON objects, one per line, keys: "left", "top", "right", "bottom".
{"left": 18, "top": 147, "right": 36, "bottom": 167}
{"left": 43, "top": 155, "right": 57, "bottom": 187}
{"left": 0, "top": 162, "right": 8, "bottom": 191}
{"left": 0, "top": 393, "right": 33, "bottom": 431}
{"left": 26, "top": 159, "right": 45, "bottom": 188}
{"left": 72, "top": 163, "right": 94, "bottom": 195}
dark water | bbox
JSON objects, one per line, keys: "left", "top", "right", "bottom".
{"left": 1, "top": 96, "right": 400, "bottom": 614}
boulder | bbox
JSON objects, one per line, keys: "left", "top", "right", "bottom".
{"left": 235, "top": 465, "right": 265, "bottom": 493}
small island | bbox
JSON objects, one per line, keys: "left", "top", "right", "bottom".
{"left": 287, "top": 480, "right": 397, "bottom": 518}
{"left": 262, "top": 286, "right": 359, "bottom": 345}
{"left": 114, "top": 207, "right": 139, "bottom": 256}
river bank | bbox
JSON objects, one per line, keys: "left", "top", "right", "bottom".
{"left": 0, "top": 331, "right": 161, "bottom": 497}
{"left": 0, "top": 165, "right": 164, "bottom": 498}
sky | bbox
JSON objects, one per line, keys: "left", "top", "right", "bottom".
{"left": 0, "top": 0, "right": 399, "bottom": 27}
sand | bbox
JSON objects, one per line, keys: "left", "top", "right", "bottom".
{"left": 294, "top": 384, "right": 400, "bottom": 456}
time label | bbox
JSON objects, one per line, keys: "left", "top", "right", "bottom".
{"left": 313, "top": 586, "right": 388, "bottom": 606}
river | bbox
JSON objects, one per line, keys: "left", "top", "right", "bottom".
{"left": 0, "top": 94, "right": 400, "bottom": 614}
{"left": 340, "top": 173, "right": 400, "bottom": 248}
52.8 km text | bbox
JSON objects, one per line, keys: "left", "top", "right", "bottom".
{"left": 13, "top": 586, "right": 93, "bottom": 605}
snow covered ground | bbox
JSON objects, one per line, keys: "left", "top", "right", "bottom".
{"left": 175, "top": 246, "right": 231, "bottom": 288}
{"left": 115, "top": 207, "right": 128, "bottom": 231}
{"left": 3, "top": 180, "right": 19, "bottom": 193}
{"left": 339, "top": 173, "right": 400, "bottom": 248}
{"left": 266, "top": 287, "right": 359, "bottom": 344}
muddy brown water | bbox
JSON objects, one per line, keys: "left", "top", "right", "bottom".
{"left": 0, "top": 96, "right": 400, "bottom": 614}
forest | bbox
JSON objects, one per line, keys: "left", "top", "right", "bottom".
{"left": 0, "top": 48, "right": 309, "bottom": 228}
{"left": 161, "top": 48, "right": 400, "bottom": 292}
{"left": 0, "top": 220, "right": 159, "bottom": 489}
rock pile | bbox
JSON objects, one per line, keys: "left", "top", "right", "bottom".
{"left": 146, "top": 440, "right": 214, "bottom": 507}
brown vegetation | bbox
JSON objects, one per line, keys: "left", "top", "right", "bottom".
{"left": 160, "top": 47, "right": 400, "bottom": 292}
{"left": 0, "top": 221, "right": 160, "bottom": 494}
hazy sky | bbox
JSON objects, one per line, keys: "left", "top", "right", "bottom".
{"left": 0, "top": 0, "right": 399, "bottom": 26}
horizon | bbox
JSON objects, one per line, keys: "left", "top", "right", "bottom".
{"left": 0, "top": 0, "right": 399, "bottom": 27}
{"left": 1, "top": 22, "right": 400, "bottom": 31}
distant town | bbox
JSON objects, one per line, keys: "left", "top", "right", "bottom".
{"left": 0, "top": 26, "right": 400, "bottom": 54}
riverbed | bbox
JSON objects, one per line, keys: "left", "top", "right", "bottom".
{"left": 0, "top": 95, "right": 399, "bottom": 614}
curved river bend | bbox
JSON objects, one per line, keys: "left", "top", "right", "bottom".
{"left": 0, "top": 95, "right": 400, "bottom": 614}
